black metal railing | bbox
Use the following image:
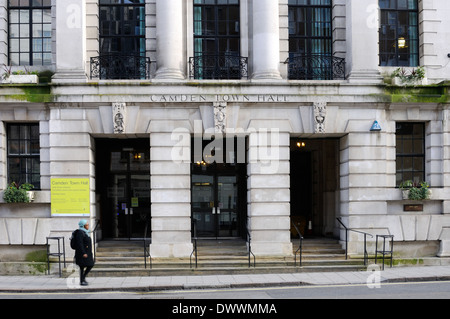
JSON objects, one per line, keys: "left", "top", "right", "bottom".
{"left": 46, "top": 236, "right": 66, "bottom": 277}
{"left": 90, "top": 54, "right": 151, "bottom": 80}
{"left": 189, "top": 55, "right": 249, "bottom": 80}
{"left": 291, "top": 222, "right": 304, "bottom": 267}
{"left": 92, "top": 220, "right": 100, "bottom": 263}
{"left": 286, "top": 55, "right": 346, "bottom": 80}
{"left": 143, "top": 218, "right": 152, "bottom": 269}
{"left": 190, "top": 220, "right": 198, "bottom": 269}
{"left": 375, "top": 234, "right": 394, "bottom": 270}
{"left": 336, "top": 217, "right": 372, "bottom": 266}
{"left": 246, "top": 222, "right": 256, "bottom": 268}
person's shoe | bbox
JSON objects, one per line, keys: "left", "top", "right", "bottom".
{"left": 80, "top": 281, "right": 89, "bottom": 286}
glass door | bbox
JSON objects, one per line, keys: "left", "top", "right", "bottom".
{"left": 192, "top": 175, "right": 215, "bottom": 237}
{"left": 217, "top": 175, "right": 238, "bottom": 237}
{"left": 191, "top": 174, "right": 238, "bottom": 238}
{"left": 96, "top": 138, "right": 150, "bottom": 239}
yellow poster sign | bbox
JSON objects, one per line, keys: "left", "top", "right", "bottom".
{"left": 51, "top": 179, "right": 90, "bottom": 216}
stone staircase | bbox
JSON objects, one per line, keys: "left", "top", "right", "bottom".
{"left": 73, "top": 237, "right": 367, "bottom": 277}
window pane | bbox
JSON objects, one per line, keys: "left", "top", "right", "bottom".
{"left": 396, "top": 122, "right": 425, "bottom": 185}
{"left": 379, "top": 0, "right": 419, "bottom": 67}
{"left": 7, "top": 124, "right": 40, "bottom": 188}
{"left": 8, "top": 0, "right": 51, "bottom": 66}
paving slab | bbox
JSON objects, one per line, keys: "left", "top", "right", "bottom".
{"left": 0, "top": 266, "right": 450, "bottom": 294}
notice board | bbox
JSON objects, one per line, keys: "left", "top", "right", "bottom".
{"left": 51, "top": 179, "right": 90, "bottom": 216}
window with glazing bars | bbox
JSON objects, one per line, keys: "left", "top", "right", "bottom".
{"left": 193, "top": 0, "right": 242, "bottom": 79}
{"left": 396, "top": 122, "right": 425, "bottom": 186}
{"left": 99, "top": 0, "right": 145, "bottom": 57}
{"left": 96, "top": 0, "right": 148, "bottom": 79}
{"left": 8, "top": 0, "right": 52, "bottom": 66}
{"left": 288, "top": 0, "right": 335, "bottom": 79}
{"left": 7, "top": 123, "right": 41, "bottom": 189}
{"left": 288, "top": 0, "right": 332, "bottom": 57}
{"left": 379, "top": 0, "right": 419, "bottom": 67}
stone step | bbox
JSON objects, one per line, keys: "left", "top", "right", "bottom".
{"left": 84, "top": 238, "right": 359, "bottom": 277}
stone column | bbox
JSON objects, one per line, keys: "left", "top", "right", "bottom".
{"left": 155, "top": 0, "right": 185, "bottom": 79}
{"left": 345, "top": 0, "right": 382, "bottom": 83}
{"left": 149, "top": 120, "right": 192, "bottom": 257}
{"left": 0, "top": 0, "right": 7, "bottom": 67}
{"left": 52, "top": 0, "right": 87, "bottom": 83}
{"left": 252, "top": 0, "right": 282, "bottom": 80}
{"left": 247, "top": 120, "right": 292, "bottom": 256}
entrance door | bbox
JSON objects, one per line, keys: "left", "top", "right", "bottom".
{"left": 96, "top": 139, "right": 150, "bottom": 239}
{"left": 192, "top": 173, "right": 238, "bottom": 238}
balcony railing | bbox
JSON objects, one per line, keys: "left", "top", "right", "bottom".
{"left": 287, "top": 55, "right": 346, "bottom": 80}
{"left": 189, "top": 55, "right": 249, "bottom": 80}
{"left": 90, "top": 54, "right": 151, "bottom": 80}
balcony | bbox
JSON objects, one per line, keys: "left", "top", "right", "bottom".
{"left": 287, "top": 55, "right": 346, "bottom": 80}
{"left": 90, "top": 54, "right": 151, "bottom": 80}
{"left": 189, "top": 55, "right": 249, "bottom": 80}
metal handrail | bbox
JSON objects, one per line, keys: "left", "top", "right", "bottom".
{"left": 143, "top": 218, "right": 152, "bottom": 269}
{"left": 291, "top": 222, "right": 304, "bottom": 267}
{"left": 46, "top": 236, "right": 66, "bottom": 277}
{"left": 92, "top": 220, "right": 100, "bottom": 263}
{"left": 189, "top": 54, "right": 249, "bottom": 80}
{"left": 190, "top": 220, "right": 198, "bottom": 269}
{"left": 336, "top": 217, "right": 372, "bottom": 265}
{"left": 246, "top": 222, "right": 256, "bottom": 268}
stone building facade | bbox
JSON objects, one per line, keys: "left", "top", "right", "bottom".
{"left": 0, "top": 0, "right": 450, "bottom": 261}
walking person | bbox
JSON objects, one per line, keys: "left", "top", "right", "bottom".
{"left": 74, "top": 220, "right": 95, "bottom": 286}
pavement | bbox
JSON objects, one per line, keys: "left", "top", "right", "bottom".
{"left": 1, "top": 265, "right": 450, "bottom": 294}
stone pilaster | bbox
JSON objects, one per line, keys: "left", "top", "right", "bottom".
{"left": 345, "top": 0, "right": 382, "bottom": 83}
{"left": 247, "top": 120, "right": 292, "bottom": 256}
{"left": 0, "top": 0, "right": 7, "bottom": 67}
{"left": 149, "top": 120, "right": 192, "bottom": 257}
{"left": 52, "top": 0, "right": 87, "bottom": 83}
{"left": 0, "top": 121, "right": 6, "bottom": 191}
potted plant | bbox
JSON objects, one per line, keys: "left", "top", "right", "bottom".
{"left": 1, "top": 65, "right": 39, "bottom": 84}
{"left": 3, "top": 182, "right": 35, "bottom": 203}
{"left": 391, "top": 67, "right": 426, "bottom": 86}
{"left": 399, "top": 180, "right": 431, "bottom": 200}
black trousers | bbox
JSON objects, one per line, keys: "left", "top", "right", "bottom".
{"left": 80, "top": 266, "right": 93, "bottom": 282}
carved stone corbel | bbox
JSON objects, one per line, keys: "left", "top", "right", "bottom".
{"left": 113, "top": 103, "right": 126, "bottom": 134}
{"left": 314, "top": 102, "right": 327, "bottom": 134}
{"left": 214, "top": 102, "right": 227, "bottom": 134}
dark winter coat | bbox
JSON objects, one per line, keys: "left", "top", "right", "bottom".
{"left": 74, "top": 229, "right": 95, "bottom": 267}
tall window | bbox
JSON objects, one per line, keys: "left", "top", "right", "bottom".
{"left": 192, "top": 0, "right": 243, "bottom": 79}
{"left": 96, "top": 0, "right": 148, "bottom": 79}
{"left": 194, "top": 0, "right": 240, "bottom": 59}
{"left": 99, "top": 0, "right": 146, "bottom": 57}
{"left": 379, "top": 0, "right": 419, "bottom": 67}
{"left": 396, "top": 122, "right": 425, "bottom": 185}
{"left": 288, "top": 0, "right": 332, "bottom": 58}
{"left": 288, "top": 0, "right": 341, "bottom": 80}
{"left": 8, "top": 0, "right": 52, "bottom": 66}
{"left": 7, "top": 124, "right": 40, "bottom": 189}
